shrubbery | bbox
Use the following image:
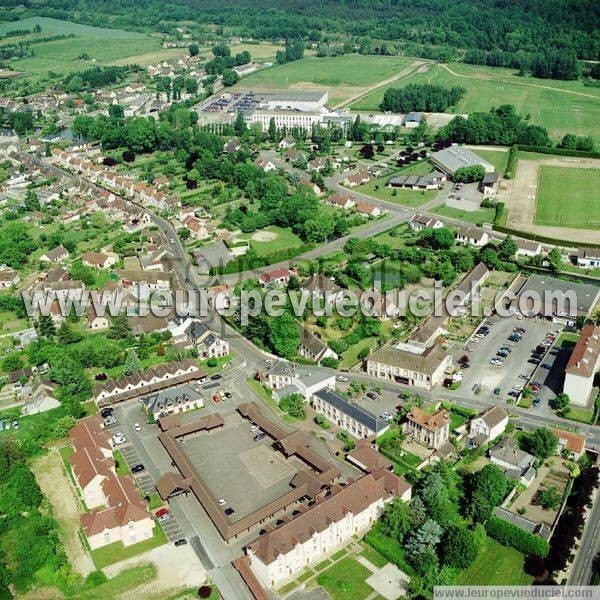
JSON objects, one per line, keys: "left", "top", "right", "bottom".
{"left": 485, "top": 516, "right": 550, "bottom": 557}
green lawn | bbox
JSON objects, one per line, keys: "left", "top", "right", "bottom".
{"left": 450, "top": 412, "right": 468, "bottom": 430}
{"left": 456, "top": 537, "right": 532, "bottom": 585}
{"left": 360, "top": 545, "right": 390, "bottom": 569}
{"left": 4, "top": 17, "right": 162, "bottom": 81}
{"left": 534, "top": 167, "right": 600, "bottom": 230}
{"left": 77, "top": 564, "right": 157, "bottom": 600}
{"left": 234, "top": 55, "right": 414, "bottom": 105}
{"left": 470, "top": 148, "right": 510, "bottom": 173}
{"left": 351, "top": 61, "right": 600, "bottom": 144}
{"left": 239, "top": 225, "right": 304, "bottom": 256}
{"left": 316, "top": 557, "right": 374, "bottom": 600}
{"left": 90, "top": 525, "right": 168, "bottom": 569}
{"left": 356, "top": 164, "right": 438, "bottom": 208}
{"left": 113, "top": 450, "right": 131, "bottom": 476}
{"left": 432, "top": 204, "right": 497, "bottom": 225}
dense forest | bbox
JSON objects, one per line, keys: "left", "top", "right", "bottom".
{"left": 1, "top": 0, "right": 598, "bottom": 60}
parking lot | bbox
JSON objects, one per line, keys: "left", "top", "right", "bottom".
{"left": 451, "top": 315, "right": 562, "bottom": 414}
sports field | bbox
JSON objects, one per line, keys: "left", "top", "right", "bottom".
{"left": 534, "top": 166, "right": 600, "bottom": 230}
{"left": 233, "top": 55, "right": 414, "bottom": 105}
{"left": 1, "top": 17, "right": 165, "bottom": 81}
{"left": 351, "top": 62, "right": 600, "bottom": 144}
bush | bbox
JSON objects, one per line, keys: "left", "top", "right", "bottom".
{"left": 518, "top": 145, "right": 600, "bottom": 159}
{"left": 485, "top": 516, "right": 550, "bottom": 557}
{"left": 364, "top": 523, "right": 414, "bottom": 576}
{"left": 505, "top": 145, "right": 519, "bottom": 179}
{"left": 206, "top": 358, "right": 218, "bottom": 367}
{"left": 321, "top": 357, "right": 339, "bottom": 369}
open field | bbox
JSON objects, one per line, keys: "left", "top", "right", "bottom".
{"left": 432, "top": 204, "right": 496, "bottom": 225}
{"left": 230, "top": 42, "right": 285, "bottom": 62}
{"left": 351, "top": 62, "right": 600, "bottom": 143}
{"left": 233, "top": 55, "right": 414, "bottom": 105}
{"left": 315, "top": 557, "right": 375, "bottom": 600}
{"left": 506, "top": 155, "right": 600, "bottom": 243}
{"left": 535, "top": 166, "right": 600, "bottom": 229}
{"left": 456, "top": 537, "right": 531, "bottom": 585}
{"left": 238, "top": 225, "right": 304, "bottom": 256}
{"left": 468, "top": 147, "right": 510, "bottom": 173}
{"left": 2, "top": 17, "right": 162, "bottom": 81}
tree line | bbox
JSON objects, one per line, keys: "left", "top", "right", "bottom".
{"left": 380, "top": 84, "right": 465, "bottom": 113}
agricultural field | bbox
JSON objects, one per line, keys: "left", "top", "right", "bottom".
{"left": 233, "top": 54, "right": 414, "bottom": 106}
{"left": 534, "top": 166, "right": 600, "bottom": 230}
{"left": 1, "top": 17, "right": 165, "bottom": 81}
{"left": 229, "top": 42, "right": 286, "bottom": 62}
{"left": 351, "top": 62, "right": 600, "bottom": 144}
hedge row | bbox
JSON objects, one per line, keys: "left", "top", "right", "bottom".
{"left": 441, "top": 401, "right": 477, "bottom": 418}
{"left": 364, "top": 524, "right": 415, "bottom": 576}
{"left": 518, "top": 145, "right": 600, "bottom": 159}
{"left": 485, "top": 516, "right": 550, "bottom": 557}
{"left": 210, "top": 243, "right": 314, "bottom": 274}
{"left": 504, "top": 145, "right": 520, "bottom": 179}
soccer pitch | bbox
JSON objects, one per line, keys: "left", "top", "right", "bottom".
{"left": 534, "top": 166, "right": 600, "bottom": 230}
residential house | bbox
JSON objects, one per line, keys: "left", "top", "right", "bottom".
{"left": 402, "top": 112, "right": 422, "bottom": 128}
{"left": 469, "top": 404, "right": 509, "bottom": 445}
{"left": 455, "top": 226, "right": 490, "bottom": 247}
{"left": 479, "top": 171, "right": 500, "bottom": 196}
{"left": 489, "top": 437, "right": 536, "bottom": 486}
{"left": 313, "top": 388, "right": 390, "bottom": 438}
{"left": 404, "top": 406, "right": 450, "bottom": 449}
{"left": 577, "top": 248, "right": 600, "bottom": 268}
{"left": 278, "top": 136, "right": 296, "bottom": 149}
{"left": 298, "top": 325, "right": 338, "bottom": 364}
{"left": 555, "top": 429, "right": 586, "bottom": 460}
{"left": 326, "top": 194, "right": 355, "bottom": 210}
{"left": 82, "top": 252, "right": 117, "bottom": 269}
{"left": 563, "top": 324, "right": 600, "bottom": 406}
{"left": 258, "top": 268, "right": 292, "bottom": 287}
{"left": 87, "top": 305, "right": 110, "bottom": 331}
{"left": 342, "top": 170, "right": 370, "bottom": 187}
{"left": 515, "top": 239, "right": 543, "bottom": 258}
{"left": 255, "top": 157, "right": 277, "bottom": 172}
{"left": 389, "top": 172, "right": 446, "bottom": 190}
{"left": 223, "top": 137, "right": 241, "bottom": 154}
{"left": 40, "top": 245, "right": 69, "bottom": 263}
{"left": 307, "top": 157, "right": 330, "bottom": 173}
{"left": 409, "top": 214, "right": 444, "bottom": 231}
{"left": 0, "top": 268, "right": 19, "bottom": 289}
{"left": 169, "top": 318, "right": 230, "bottom": 359}
{"left": 355, "top": 201, "right": 381, "bottom": 218}
{"left": 23, "top": 380, "right": 60, "bottom": 415}
{"left": 302, "top": 274, "right": 344, "bottom": 303}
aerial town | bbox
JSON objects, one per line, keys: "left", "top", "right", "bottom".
{"left": 0, "top": 2, "right": 599, "bottom": 599}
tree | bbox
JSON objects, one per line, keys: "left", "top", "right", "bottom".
{"left": 57, "top": 321, "right": 82, "bottom": 345}
{"left": 36, "top": 315, "right": 56, "bottom": 338}
{"left": 107, "top": 314, "right": 131, "bottom": 339}
{"left": 548, "top": 247, "right": 563, "bottom": 271}
{"left": 222, "top": 69, "right": 239, "bottom": 87}
{"left": 24, "top": 189, "right": 40, "bottom": 212}
{"left": 280, "top": 393, "right": 305, "bottom": 419}
{"left": 453, "top": 165, "right": 486, "bottom": 183}
{"left": 523, "top": 428, "right": 558, "bottom": 459}
{"left": 188, "top": 43, "right": 199, "bottom": 56}
{"left": 442, "top": 526, "right": 479, "bottom": 568}
{"left": 380, "top": 498, "right": 412, "bottom": 542}
{"left": 53, "top": 415, "right": 76, "bottom": 439}
{"left": 406, "top": 519, "right": 443, "bottom": 556}
{"left": 536, "top": 486, "right": 562, "bottom": 510}
{"left": 498, "top": 235, "right": 517, "bottom": 260}
{"left": 234, "top": 111, "right": 247, "bottom": 136}
{"left": 123, "top": 349, "right": 141, "bottom": 376}
{"left": 108, "top": 104, "right": 124, "bottom": 119}
{"left": 409, "top": 496, "right": 428, "bottom": 528}
{"left": 0, "top": 463, "right": 42, "bottom": 517}
{"left": 468, "top": 463, "right": 509, "bottom": 522}
{"left": 267, "top": 313, "right": 299, "bottom": 358}
{"left": 552, "top": 392, "right": 570, "bottom": 414}
{"left": 380, "top": 84, "right": 466, "bottom": 113}
{"left": 2, "top": 352, "right": 23, "bottom": 373}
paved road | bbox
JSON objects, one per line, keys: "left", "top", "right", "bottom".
{"left": 568, "top": 488, "right": 600, "bottom": 585}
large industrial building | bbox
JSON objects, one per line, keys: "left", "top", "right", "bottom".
{"left": 430, "top": 145, "right": 495, "bottom": 176}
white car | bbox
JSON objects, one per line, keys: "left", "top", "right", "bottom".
{"left": 113, "top": 433, "right": 126, "bottom": 445}
{"left": 134, "top": 423, "right": 141, "bottom": 432}
{"left": 218, "top": 498, "right": 227, "bottom": 506}
{"left": 513, "top": 384, "right": 524, "bottom": 391}
{"left": 249, "top": 424, "right": 259, "bottom": 432}
{"left": 337, "top": 376, "right": 348, "bottom": 382}
{"left": 170, "top": 238, "right": 175, "bottom": 244}
{"left": 380, "top": 411, "right": 393, "bottom": 420}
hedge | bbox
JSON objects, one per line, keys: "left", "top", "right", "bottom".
{"left": 485, "top": 516, "right": 550, "bottom": 557}
{"left": 518, "top": 145, "right": 600, "bottom": 159}
{"left": 441, "top": 401, "right": 477, "bottom": 418}
{"left": 210, "top": 243, "right": 314, "bottom": 274}
{"left": 364, "top": 523, "right": 415, "bottom": 576}
{"left": 504, "top": 145, "right": 519, "bottom": 179}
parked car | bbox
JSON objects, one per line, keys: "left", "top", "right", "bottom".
{"left": 134, "top": 422, "right": 141, "bottom": 432}
{"left": 131, "top": 464, "right": 145, "bottom": 474}
{"left": 223, "top": 391, "right": 233, "bottom": 399}
{"left": 158, "top": 513, "right": 170, "bottom": 522}
{"left": 380, "top": 411, "right": 393, "bottom": 420}
{"left": 532, "top": 398, "right": 541, "bottom": 407}
{"left": 212, "top": 394, "right": 220, "bottom": 403}
{"left": 113, "top": 433, "right": 125, "bottom": 444}
{"left": 508, "top": 391, "right": 520, "bottom": 399}
{"left": 494, "top": 387, "right": 501, "bottom": 395}
{"left": 174, "top": 539, "right": 187, "bottom": 547}
{"left": 253, "top": 433, "right": 267, "bottom": 441}
{"left": 199, "top": 376, "right": 208, "bottom": 384}
{"left": 541, "top": 363, "right": 552, "bottom": 370}
{"left": 366, "top": 391, "right": 378, "bottom": 399}
{"left": 211, "top": 374, "right": 222, "bottom": 381}
{"left": 155, "top": 508, "right": 169, "bottom": 518}
{"left": 218, "top": 498, "right": 227, "bottom": 505}
{"left": 225, "top": 508, "right": 235, "bottom": 516}
{"left": 337, "top": 376, "right": 348, "bottom": 382}
{"left": 100, "top": 407, "right": 113, "bottom": 419}
{"left": 103, "top": 415, "right": 117, "bottom": 426}
{"left": 528, "top": 358, "right": 541, "bottom": 365}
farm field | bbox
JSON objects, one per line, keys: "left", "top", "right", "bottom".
{"left": 534, "top": 166, "right": 600, "bottom": 230}
{"left": 233, "top": 55, "right": 414, "bottom": 105}
{"left": 351, "top": 62, "right": 600, "bottom": 144}
{"left": 1, "top": 17, "right": 163, "bottom": 81}
{"left": 230, "top": 42, "right": 286, "bottom": 62}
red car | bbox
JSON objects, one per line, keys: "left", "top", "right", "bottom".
{"left": 212, "top": 394, "right": 220, "bottom": 403}
{"left": 155, "top": 508, "right": 169, "bottom": 517}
